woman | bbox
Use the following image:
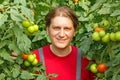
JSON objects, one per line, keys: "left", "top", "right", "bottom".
{"left": 33, "top": 6, "right": 95, "bottom": 80}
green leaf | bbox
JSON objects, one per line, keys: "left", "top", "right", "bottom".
{"left": 0, "top": 14, "right": 8, "bottom": 27}
{"left": 14, "top": 0, "right": 26, "bottom": 6}
{"left": 21, "top": 6, "right": 34, "bottom": 21}
{"left": 8, "top": 41, "right": 21, "bottom": 55}
{"left": 0, "top": 73, "right": 5, "bottom": 80}
{"left": 90, "top": 0, "right": 106, "bottom": 12}
{"left": 0, "top": 59, "right": 4, "bottom": 65}
{"left": 32, "top": 30, "right": 47, "bottom": 42}
{"left": 36, "top": 75, "right": 48, "bottom": 80}
{"left": 0, "top": 40, "right": 10, "bottom": 49}
{"left": 20, "top": 71, "right": 34, "bottom": 79}
{"left": 79, "top": 2, "right": 89, "bottom": 11}
{"left": 13, "top": 27, "right": 31, "bottom": 53}
{"left": 80, "top": 35, "right": 92, "bottom": 54}
{"left": 98, "top": 7, "right": 111, "bottom": 14}
{"left": 111, "top": 10, "right": 120, "bottom": 16}
{"left": 0, "top": 49, "right": 14, "bottom": 62}
{"left": 10, "top": 8, "right": 25, "bottom": 21}
{"left": 117, "top": 16, "right": 120, "bottom": 20}
{"left": 12, "top": 68, "right": 20, "bottom": 78}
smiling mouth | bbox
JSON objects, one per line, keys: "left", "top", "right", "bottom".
{"left": 57, "top": 39, "right": 67, "bottom": 43}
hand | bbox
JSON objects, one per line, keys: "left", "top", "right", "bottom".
{"left": 11, "top": 52, "right": 18, "bottom": 60}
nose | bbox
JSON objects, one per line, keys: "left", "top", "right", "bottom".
{"left": 59, "top": 29, "right": 65, "bottom": 37}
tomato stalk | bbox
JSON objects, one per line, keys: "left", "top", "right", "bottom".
{"left": 100, "top": 46, "right": 107, "bottom": 63}
{"left": 108, "top": 42, "right": 115, "bottom": 61}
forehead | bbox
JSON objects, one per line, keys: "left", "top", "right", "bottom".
{"left": 51, "top": 16, "right": 73, "bottom": 26}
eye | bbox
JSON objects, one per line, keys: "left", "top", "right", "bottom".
{"left": 53, "top": 27, "right": 60, "bottom": 30}
{"left": 64, "top": 27, "right": 71, "bottom": 31}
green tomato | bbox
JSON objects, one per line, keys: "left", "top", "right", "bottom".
{"left": 33, "top": 25, "right": 39, "bottom": 32}
{"left": 102, "top": 33, "right": 110, "bottom": 43}
{"left": 27, "top": 26, "right": 35, "bottom": 33}
{"left": 32, "top": 58, "right": 38, "bottom": 66}
{"left": 93, "top": 23, "right": 99, "bottom": 29}
{"left": 27, "top": 54, "right": 35, "bottom": 62}
{"left": 101, "top": 19, "right": 110, "bottom": 29}
{"left": 115, "top": 31, "right": 120, "bottom": 41}
{"left": 22, "top": 20, "right": 31, "bottom": 28}
{"left": 90, "top": 63, "right": 98, "bottom": 73}
{"left": 24, "top": 60, "right": 31, "bottom": 67}
{"left": 99, "top": 30, "right": 106, "bottom": 37}
{"left": 24, "top": 30, "right": 31, "bottom": 36}
{"left": 92, "top": 32, "right": 101, "bottom": 41}
{"left": 110, "top": 32, "right": 116, "bottom": 41}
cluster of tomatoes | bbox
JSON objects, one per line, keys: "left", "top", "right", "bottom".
{"left": 92, "top": 27, "right": 120, "bottom": 43}
{"left": 22, "top": 53, "right": 38, "bottom": 67}
{"left": 22, "top": 20, "right": 39, "bottom": 35}
{"left": 89, "top": 62, "right": 108, "bottom": 78}
{"left": 92, "top": 20, "right": 120, "bottom": 43}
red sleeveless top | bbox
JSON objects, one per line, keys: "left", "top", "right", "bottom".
{"left": 33, "top": 45, "right": 95, "bottom": 80}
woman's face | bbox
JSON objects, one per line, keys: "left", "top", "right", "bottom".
{"left": 47, "top": 16, "right": 75, "bottom": 49}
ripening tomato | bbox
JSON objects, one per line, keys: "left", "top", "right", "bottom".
{"left": 73, "top": 0, "right": 78, "bottom": 3}
{"left": 94, "top": 27, "right": 104, "bottom": 32}
{"left": 22, "top": 53, "right": 28, "bottom": 60}
{"left": 97, "top": 62, "right": 108, "bottom": 73}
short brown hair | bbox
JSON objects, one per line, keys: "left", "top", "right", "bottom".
{"left": 45, "top": 6, "right": 79, "bottom": 30}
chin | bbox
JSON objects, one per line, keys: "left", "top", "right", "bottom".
{"left": 56, "top": 44, "right": 69, "bottom": 49}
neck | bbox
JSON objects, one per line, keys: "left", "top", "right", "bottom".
{"left": 50, "top": 45, "right": 72, "bottom": 57}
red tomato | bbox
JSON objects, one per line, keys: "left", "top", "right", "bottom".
{"left": 97, "top": 62, "right": 108, "bottom": 73}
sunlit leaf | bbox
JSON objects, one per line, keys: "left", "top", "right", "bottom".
{"left": 12, "top": 68, "right": 20, "bottom": 78}
{"left": 0, "top": 14, "right": 8, "bottom": 26}
{"left": 111, "top": 10, "right": 120, "bottom": 16}
{"left": 0, "top": 49, "right": 14, "bottom": 62}
{"left": 10, "top": 8, "right": 25, "bottom": 21}
{"left": 0, "top": 73, "right": 5, "bottom": 80}
{"left": 21, "top": 6, "right": 34, "bottom": 21}
{"left": 20, "top": 71, "right": 34, "bottom": 79}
